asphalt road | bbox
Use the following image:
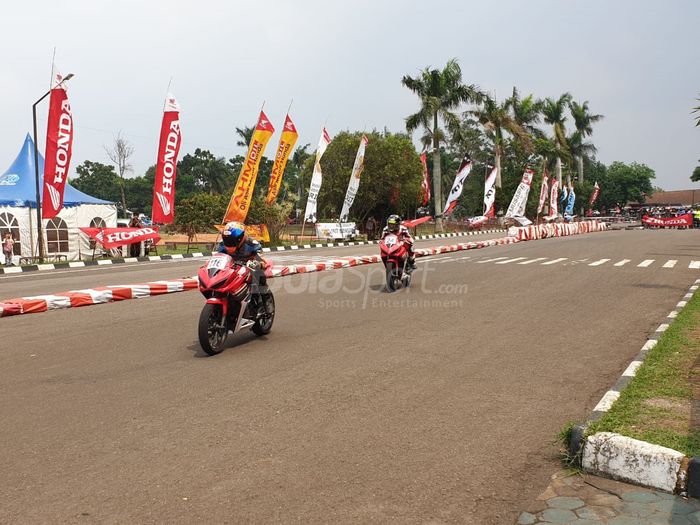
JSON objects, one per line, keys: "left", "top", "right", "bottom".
{"left": 1, "top": 229, "right": 699, "bottom": 524}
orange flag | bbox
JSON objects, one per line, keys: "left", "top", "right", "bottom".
{"left": 223, "top": 111, "right": 275, "bottom": 223}
{"left": 266, "top": 114, "right": 298, "bottom": 204}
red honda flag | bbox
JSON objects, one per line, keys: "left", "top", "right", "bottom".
{"left": 79, "top": 226, "right": 161, "bottom": 249}
{"left": 420, "top": 151, "right": 431, "bottom": 206}
{"left": 42, "top": 68, "right": 74, "bottom": 219}
{"left": 588, "top": 181, "right": 600, "bottom": 207}
{"left": 152, "top": 94, "right": 182, "bottom": 224}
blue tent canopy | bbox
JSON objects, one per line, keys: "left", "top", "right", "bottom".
{"left": 0, "top": 134, "right": 112, "bottom": 207}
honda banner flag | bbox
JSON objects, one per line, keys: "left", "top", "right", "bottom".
{"left": 505, "top": 168, "right": 534, "bottom": 222}
{"left": 339, "top": 134, "right": 368, "bottom": 222}
{"left": 224, "top": 110, "right": 275, "bottom": 223}
{"left": 442, "top": 156, "right": 472, "bottom": 216}
{"left": 420, "top": 151, "right": 431, "bottom": 206}
{"left": 589, "top": 181, "right": 601, "bottom": 207}
{"left": 483, "top": 165, "right": 497, "bottom": 218}
{"left": 151, "top": 94, "right": 182, "bottom": 224}
{"left": 79, "top": 227, "right": 160, "bottom": 249}
{"left": 537, "top": 171, "right": 549, "bottom": 215}
{"left": 303, "top": 127, "right": 332, "bottom": 223}
{"left": 642, "top": 214, "right": 693, "bottom": 228}
{"left": 266, "top": 113, "right": 298, "bottom": 204}
{"left": 42, "top": 68, "right": 74, "bottom": 219}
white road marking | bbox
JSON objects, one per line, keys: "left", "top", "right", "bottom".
{"left": 637, "top": 259, "right": 654, "bottom": 267}
{"left": 541, "top": 258, "right": 568, "bottom": 265}
{"left": 476, "top": 257, "right": 509, "bottom": 264}
{"left": 589, "top": 259, "right": 610, "bottom": 266}
{"left": 613, "top": 259, "right": 631, "bottom": 267}
{"left": 690, "top": 261, "right": 700, "bottom": 269}
{"left": 518, "top": 257, "right": 547, "bottom": 265}
{"left": 662, "top": 260, "right": 677, "bottom": 268}
{"left": 495, "top": 257, "right": 527, "bottom": 265}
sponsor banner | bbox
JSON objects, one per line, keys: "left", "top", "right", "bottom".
{"left": 505, "top": 168, "right": 534, "bottom": 219}
{"left": 339, "top": 134, "right": 368, "bottom": 221}
{"left": 266, "top": 114, "right": 298, "bottom": 204}
{"left": 443, "top": 156, "right": 472, "bottom": 216}
{"left": 224, "top": 111, "right": 275, "bottom": 223}
{"left": 314, "top": 222, "right": 357, "bottom": 240}
{"left": 80, "top": 226, "right": 161, "bottom": 249}
{"left": 548, "top": 178, "right": 559, "bottom": 218}
{"left": 42, "top": 68, "right": 74, "bottom": 219}
{"left": 244, "top": 224, "right": 271, "bottom": 243}
{"left": 303, "top": 127, "right": 332, "bottom": 223}
{"left": 483, "top": 165, "right": 497, "bottom": 218}
{"left": 537, "top": 172, "right": 549, "bottom": 215}
{"left": 152, "top": 93, "right": 182, "bottom": 224}
{"left": 565, "top": 185, "right": 576, "bottom": 216}
{"left": 642, "top": 214, "right": 693, "bottom": 228}
{"left": 420, "top": 151, "right": 431, "bottom": 206}
{"left": 402, "top": 216, "right": 432, "bottom": 228}
{"left": 589, "top": 181, "right": 601, "bottom": 207}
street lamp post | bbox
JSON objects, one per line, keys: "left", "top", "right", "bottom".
{"left": 32, "top": 73, "right": 73, "bottom": 262}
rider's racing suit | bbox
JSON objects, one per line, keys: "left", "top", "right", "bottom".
{"left": 217, "top": 238, "right": 271, "bottom": 305}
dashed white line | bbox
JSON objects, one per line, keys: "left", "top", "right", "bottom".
{"left": 614, "top": 259, "right": 631, "bottom": 267}
{"left": 690, "top": 261, "right": 700, "bottom": 269}
{"left": 638, "top": 259, "right": 654, "bottom": 267}
{"left": 518, "top": 257, "right": 547, "bottom": 265}
{"left": 589, "top": 259, "right": 611, "bottom": 266}
{"left": 495, "top": 257, "right": 527, "bottom": 265}
{"left": 541, "top": 258, "right": 568, "bottom": 266}
{"left": 476, "top": 257, "right": 509, "bottom": 264}
{"left": 663, "top": 260, "right": 677, "bottom": 268}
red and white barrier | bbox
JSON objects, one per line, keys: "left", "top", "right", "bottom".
{"left": 508, "top": 220, "right": 607, "bottom": 241}
{"left": 0, "top": 278, "right": 198, "bottom": 317}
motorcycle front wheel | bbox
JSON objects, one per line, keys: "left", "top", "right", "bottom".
{"left": 198, "top": 303, "right": 228, "bottom": 355}
{"left": 385, "top": 261, "right": 402, "bottom": 293}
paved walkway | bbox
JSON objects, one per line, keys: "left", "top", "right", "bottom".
{"left": 517, "top": 471, "right": 700, "bottom": 524}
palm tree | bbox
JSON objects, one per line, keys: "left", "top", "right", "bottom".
{"left": 402, "top": 59, "right": 482, "bottom": 230}
{"left": 290, "top": 144, "right": 311, "bottom": 204}
{"left": 542, "top": 93, "right": 573, "bottom": 186}
{"left": 469, "top": 94, "right": 531, "bottom": 188}
{"left": 568, "top": 100, "right": 603, "bottom": 183}
{"left": 506, "top": 87, "right": 544, "bottom": 138}
{"left": 235, "top": 126, "right": 255, "bottom": 148}
{"left": 693, "top": 95, "right": 699, "bottom": 126}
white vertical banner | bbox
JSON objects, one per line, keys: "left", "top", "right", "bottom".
{"left": 483, "top": 165, "right": 497, "bottom": 217}
{"left": 442, "top": 156, "right": 472, "bottom": 216}
{"left": 339, "top": 134, "right": 368, "bottom": 222}
{"left": 548, "top": 178, "right": 560, "bottom": 219}
{"left": 537, "top": 172, "right": 549, "bottom": 215}
{"left": 303, "top": 127, "right": 332, "bottom": 223}
{"left": 505, "top": 168, "right": 534, "bottom": 223}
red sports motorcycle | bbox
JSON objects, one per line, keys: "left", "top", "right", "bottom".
{"left": 197, "top": 253, "right": 275, "bottom": 355}
{"left": 379, "top": 234, "right": 414, "bottom": 292}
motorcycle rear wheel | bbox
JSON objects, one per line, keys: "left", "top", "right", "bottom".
{"left": 252, "top": 293, "right": 275, "bottom": 335}
{"left": 198, "top": 303, "right": 228, "bottom": 355}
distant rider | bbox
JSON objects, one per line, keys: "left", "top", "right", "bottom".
{"left": 380, "top": 214, "right": 416, "bottom": 269}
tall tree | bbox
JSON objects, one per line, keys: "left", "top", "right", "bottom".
{"left": 506, "top": 87, "right": 544, "bottom": 138}
{"left": 290, "top": 144, "right": 311, "bottom": 205}
{"left": 402, "top": 58, "right": 482, "bottom": 230}
{"left": 104, "top": 132, "right": 134, "bottom": 217}
{"left": 178, "top": 148, "right": 232, "bottom": 195}
{"left": 469, "top": 94, "right": 531, "bottom": 188}
{"left": 542, "top": 93, "right": 572, "bottom": 186}
{"left": 71, "top": 161, "right": 121, "bottom": 203}
{"left": 568, "top": 100, "right": 603, "bottom": 183}
{"left": 235, "top": 126, "right": 254, "bottom": 147}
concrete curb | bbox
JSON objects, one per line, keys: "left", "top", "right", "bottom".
{"left": 0, "top": 230, "right": 505, "bottom": 275}
{"left": 570, "top": 277, "right": 700, "bottom": 496}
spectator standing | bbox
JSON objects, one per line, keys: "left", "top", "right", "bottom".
{"left": 3, "top": 232, "right": 15, "bottom": 266}
{"left": 128, "top": 216, "right": 143, "bottom": 257}
{"left": 365, "top": 216, "right": 377, "bottom": 240}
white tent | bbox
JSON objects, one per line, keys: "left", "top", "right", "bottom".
{"left": 0, "top": 134, "right": 117, "bottom": 262}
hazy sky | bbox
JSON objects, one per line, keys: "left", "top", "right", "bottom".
{"left": 2, "top": 0, "right": 699, "bottom": 190}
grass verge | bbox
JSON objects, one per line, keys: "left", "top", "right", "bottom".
{"left": 586, "top": 289, "right": 700, "bottom": 457}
